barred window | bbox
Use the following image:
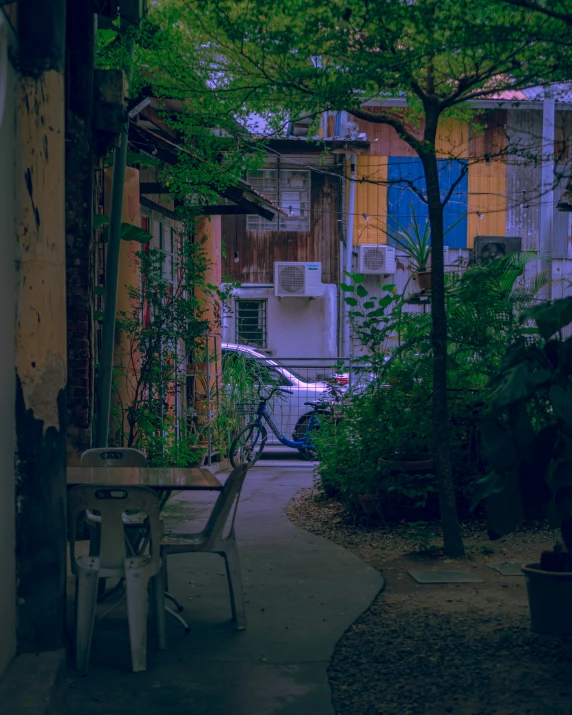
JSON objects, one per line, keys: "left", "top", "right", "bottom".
{"left": 246, "top": 167, "right": 311, "bottom": 231}
{"left": 235, "top": 300, "right": 267, "bottom": 348}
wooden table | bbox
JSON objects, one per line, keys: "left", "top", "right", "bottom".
{"left": 67, "top": 466, "right": 223, "bottom": 491}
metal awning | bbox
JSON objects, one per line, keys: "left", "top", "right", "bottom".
{"left": 128, "top": 122, "right": 285, "bottom": 220}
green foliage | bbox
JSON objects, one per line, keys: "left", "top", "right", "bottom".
{"left": 386, "top": 206, "right": 432, "bottom": 273}
{"left": 210, "top": 351, "right": 262, "bottom": 456}
{"left": 319, "top": 255, "right": 544, "bottom": 516}
{"left": 477, "top": 298, "right": 572, "bottom": 548}
{"left": 186, "top": 0, "right": 566, "bottom": 129}
{"left": 401, "top": 522, "right": 440, "bottom": 554}
{"left": 112, "top": 239, "right": 214, "bottom": 466}
{"left": 94, "top": 2, "right": 267, "bottom": 236}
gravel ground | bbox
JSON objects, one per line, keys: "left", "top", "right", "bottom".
{"left": 287, "top": 489, "right": 571, "bottom": 715}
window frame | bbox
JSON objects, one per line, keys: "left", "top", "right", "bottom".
{"left": 235, "top": 299, "right": 268, "bottom": 349}
{"left": 246, "top": 163, "right": 311, "bottom": 232}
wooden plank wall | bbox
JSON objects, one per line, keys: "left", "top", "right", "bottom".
{"left": 222, "top": 168, "right": 341, "bottom": 284}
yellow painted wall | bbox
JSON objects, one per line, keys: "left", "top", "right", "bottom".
{"left": 353, "top": 155, "right": 388, "bottom": 245}
{"left": 467, "top": 161, "right": 507, "bottom": 248}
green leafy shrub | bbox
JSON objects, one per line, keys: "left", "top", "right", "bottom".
{"left": 111, "top": 241, "right": 213, "bottom": 466}
{"left": 316, "top": 253, "right": 545, "bottom": 517}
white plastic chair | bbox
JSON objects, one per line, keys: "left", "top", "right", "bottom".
{"left": 81, "top": 448, "right": 149, "bottom": 554}
{"left": 67, "top": 485, "right": 166, "bottom": 673}
{"left": 161, "top": 464, "right": 249, "bottom": 630}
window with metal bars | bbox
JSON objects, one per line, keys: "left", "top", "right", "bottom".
{"left": 235, "top": 300, "right": 267, "bottom": 348}
{"left": 246, "top": 167, "right": 311, "bottom": 231}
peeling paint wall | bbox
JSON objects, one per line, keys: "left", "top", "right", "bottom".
{"left": 15, "top": 51, "right": 67, "bottom": 650}
{"left": 0, "top": 14, "right": 17, "bottom": 679}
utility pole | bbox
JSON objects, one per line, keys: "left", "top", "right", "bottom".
{"left": 539, "top": 86, "right": 555, "bottom": 302}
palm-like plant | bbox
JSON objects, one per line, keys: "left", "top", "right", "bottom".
{"left": 385, "top": 204, "right": 432, "bottom": 273}
{"left": 385, "top": 202, "right": 467, "bottom": 276}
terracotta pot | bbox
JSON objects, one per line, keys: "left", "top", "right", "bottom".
{"left": 522, "top": 563, "right": 572, "bottom": 635}
{"left": 416, "top": 269, "right": 432, "bottom": 291}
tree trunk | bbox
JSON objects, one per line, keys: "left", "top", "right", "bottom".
{"left": 420, "top": 120, "right": 465, "bottom": 557}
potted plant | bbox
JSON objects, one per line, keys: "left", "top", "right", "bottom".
{"left": 386, "top": 206, "right": 432, "bottom": 291}
{"left": 477, "top": 296, "right": 572, "bottom": 635}
{"left": 386, "top": 204, "right": 465, "bottom": 292}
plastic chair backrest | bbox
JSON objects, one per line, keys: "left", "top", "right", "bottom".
{"left": 68, "top": 485, "right": 162, "bottom": 571}
{"left": 80, "top": 448, "right": 148, "bottom": 468}
{"left": 203, "top": 465, "right": 249, "bottom": 542}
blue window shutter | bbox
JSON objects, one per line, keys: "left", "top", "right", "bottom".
{"left": 387, "top": 157, "right": 468, "bottom": 248}
{"left": 334, "top": 112, "right": 342, "bottom": 136}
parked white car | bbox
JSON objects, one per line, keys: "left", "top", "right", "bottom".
{"left": 221, "top": 343, "right": 332, "bottom": 443}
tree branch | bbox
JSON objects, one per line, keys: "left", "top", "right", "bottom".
{"left": 347, "top": 107, "right": 426, "bottom": 155}
{"left": 502, "top": 0, "right": 572, "bottom": 24}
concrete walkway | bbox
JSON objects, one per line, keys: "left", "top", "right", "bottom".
{"left": 57, "top": 459, "right": 383, "bottom": 715}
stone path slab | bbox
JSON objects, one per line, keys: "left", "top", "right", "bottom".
{"left": 408, "top": 569, "right": 484, "bottom": 584}
{"left": 486, "top": 561, "right": 524, "bottom": 576}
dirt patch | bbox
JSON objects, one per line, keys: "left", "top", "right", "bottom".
{"left": 287, "top": 489, "right": 572, "bottom": 715}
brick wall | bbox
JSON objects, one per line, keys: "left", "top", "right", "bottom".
{"left": 65, "top": 5, "right": 96, "bottom": 465}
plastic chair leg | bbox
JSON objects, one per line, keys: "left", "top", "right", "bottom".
{"left": 124, "top": 566, "right": 150, "bottom": 672}
{"left": 75, "top": 569, "right": 99, "bottom": 672}
{"left": 162, "top": 553, "right": 169, "bottom": 592}
{"left": 88, "top": 522, "right": 108, "bottom": 599}
{"left": 164, "top": 591, "right": 183, "bottom": 612}
{"left": 222, "top": 541, "right": 247, "bottom": 630}
{"left": 151, "top": 572, "right": 167, "bottom": 650}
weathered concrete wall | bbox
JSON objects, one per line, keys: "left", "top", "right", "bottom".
{"left": 0, "top": 12, "right": 17, "bottom": 679}
{"left": 15, "top": 0, "right": 67, "bottom": 652}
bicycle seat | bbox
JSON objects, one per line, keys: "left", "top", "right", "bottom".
{"left": 304, "top": 401, "right": 328, "bottom": 408}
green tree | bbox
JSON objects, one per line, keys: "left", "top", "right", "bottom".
{"left": 182, "top": 0, "right": 567, "bottom": 555}
{"left": 502, "top": 0, "right": 572, "bottom": 23}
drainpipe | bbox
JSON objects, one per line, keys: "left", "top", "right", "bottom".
{"left": 539, "top": 86, "right": 554, "bottom": 302}
{"left": 96, "top": 42, "right": 134, "bottom": 448}
{"left": 343, "top": 154, "right": 357, "bottom": 357}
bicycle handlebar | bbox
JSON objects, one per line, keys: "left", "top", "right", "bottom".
{"left": 257, "top": 384, "right": 293, "bottom": 400}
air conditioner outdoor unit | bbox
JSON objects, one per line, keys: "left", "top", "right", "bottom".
{"left": 358, "top": 245, "right": 396, "bottom": 275}
{"left": 274, "top": 262, "right": 325, "bottom": 297}
{"left": 474, "top": 236, "right": 522, "bottom": 264}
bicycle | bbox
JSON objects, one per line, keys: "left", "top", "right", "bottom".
{"left": 229, "top": 384, "right": 331, "bottom": 467}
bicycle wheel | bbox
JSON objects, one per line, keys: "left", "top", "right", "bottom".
{"left": 293, "top": 413, "right": 321, "bottom": 462}
{"left": 229, "top": 422, "right": 267, "bottom": 468}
